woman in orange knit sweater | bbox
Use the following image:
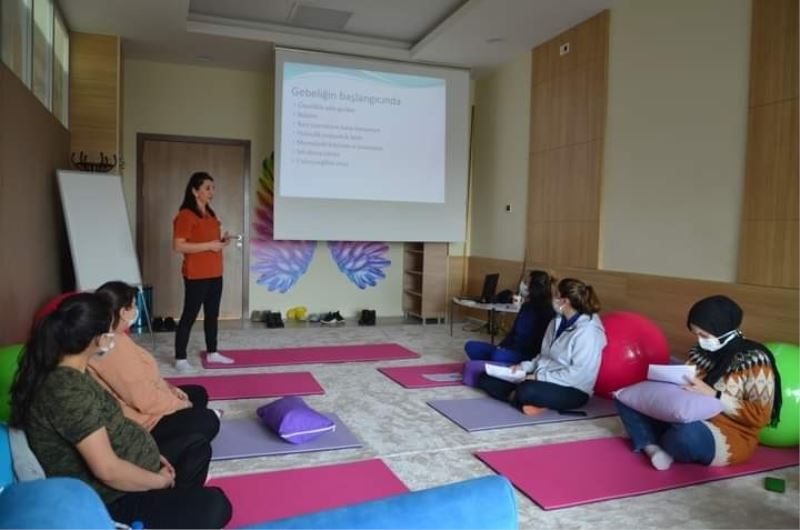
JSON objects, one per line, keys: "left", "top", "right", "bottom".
{"left": 616, "top": 295, "right": 782, "bottom": 470}
{"left": 88, "top": 281, "right": 220, "bottom": 450}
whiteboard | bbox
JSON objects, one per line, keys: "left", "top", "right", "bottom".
{"left": 57, "top": 170, "right": 142, "bottom": 290}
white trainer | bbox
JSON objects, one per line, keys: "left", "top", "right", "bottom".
{"left": 206, "top": 352, "right": 235, "bottom": 364}
{"left": 174, "top": 359, "right": 195, "bottom": 374}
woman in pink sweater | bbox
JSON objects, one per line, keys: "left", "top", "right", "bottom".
{"left": 88, "top": 281, "right": 220, "bottom": 450}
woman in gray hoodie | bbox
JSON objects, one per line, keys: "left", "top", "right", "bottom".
{"left": 477, "top": 278, "right": 606, "bottom": 415}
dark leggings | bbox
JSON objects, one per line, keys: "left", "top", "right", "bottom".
{"left": 150, "top": 385, "right": 219, "bottom": 444}
{"left": 175, "top": 276, "right": 223, "bottom": 360}
{"left": 106, "top": 484, "right": 232, "bottom": 529}
{"left": 477, "top": 374, "right": 589, "bottom": 411}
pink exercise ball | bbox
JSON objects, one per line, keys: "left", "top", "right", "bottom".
{"left": 595, "top": 311, "right": 670, "bottom": 398}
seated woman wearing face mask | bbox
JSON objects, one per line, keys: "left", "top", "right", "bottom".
{"left": 464, "top": 270, "right": 556, "bottom": 364}
{"left": 89, "top": 281, "right": 220, "bottom": 449}
{"left": 615, "top": 295, "right": 782, "bottom": 471}
{"left": 10, "top": 293, "right": 231, "bottom": 529}
{"left": 477, "top": 278, "right": 606, "bottom": 415}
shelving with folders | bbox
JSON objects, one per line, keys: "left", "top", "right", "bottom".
{"left": 403, "top": 242, "right": 447, "bottom": 324}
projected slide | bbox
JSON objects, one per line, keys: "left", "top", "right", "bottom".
{"left": 280, "top": 62, "right": 446, "bottom": 203}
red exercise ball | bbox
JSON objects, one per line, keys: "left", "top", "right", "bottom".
{"left": 595, "top": 311, "right": 670, "bottom": 398}
{"left": 33, "top": 291, "right": 81, "bottom": 326}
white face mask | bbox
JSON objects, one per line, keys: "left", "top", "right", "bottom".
{"left": 552, "top": 299, "right": 564, "bottom": 315}
{"left": 518, "top": 281, "right": 529, "bottom": 300}
{"left": 125, "top": 308, "right": 139, "bottom": 328}
{"left": 97, "top": 333, "right": 116, "bottom": 356}
{"left": 698, "top": 330, "right": 738, "bottom": 352}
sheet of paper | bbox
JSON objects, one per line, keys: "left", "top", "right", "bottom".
{"left": 422, "top": 373, "right": 463, "bottom": 383}
{"left": 647, "top": 364, "right": 696, "bottom": 385}
{"left": 485, "top": 363, "right": 526, "bottom": 383}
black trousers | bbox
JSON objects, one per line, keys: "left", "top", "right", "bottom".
{"left": 151, "top": 385, "right": 220, "bottom": 444}
{"left": 477, "top": 374, "right": 590, "bottom": 411}
{"left": 106, "top": 484, "right": 232, "bottom": 529}
{"left": 175, "top": 277, "right": 223, "bottom": 360}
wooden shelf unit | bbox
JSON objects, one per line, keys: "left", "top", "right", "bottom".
{"left": 402, "top": 242, "right": 447, "bottom": 324}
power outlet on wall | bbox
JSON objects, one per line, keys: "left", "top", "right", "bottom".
{"left": 559, "top": 42, "right": 570, "bottom": 56}
{"left": 505, "top": 204, "right": 512, "bottom": 213}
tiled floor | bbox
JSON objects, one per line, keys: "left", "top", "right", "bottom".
{"left": 136, "top": 322, "right": 799, "bottom": 529}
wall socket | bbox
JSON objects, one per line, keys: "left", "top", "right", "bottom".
{"left": 559, "top": 42, "right": 571, "bottom": 56}
{"left": 505, "top": 204, "right": 512, "bottom": 212}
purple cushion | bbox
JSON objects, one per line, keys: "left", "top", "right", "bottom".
{"left": 256, "top": 397, "right": 335, "bottom": 444}
{"left": 462, "top": 361, "right": 512, "bottom": 387}
{"left": 615, "top": 380, "right": 723, "bottom": 423}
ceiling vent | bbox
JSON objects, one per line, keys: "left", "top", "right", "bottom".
{"left": 288, "top": 3, "right": 352, "bottom": 32}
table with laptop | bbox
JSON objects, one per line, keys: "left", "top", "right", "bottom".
{"left": 449, "top": 273, "right": 521, "bottom": 344}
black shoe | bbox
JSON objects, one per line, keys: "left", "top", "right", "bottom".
{"left": 367, "top": 309, "right": 376, "bottom": 326}
{"left": 321, "top": 312, "right": 336, "bottom": 325}
{"left": 152, "top": 317, "right": 164, "bottom": 332}
{"left": 163, "top": 317, "right": 177, "bottom": 332}
{"left": 265, "top": 311, "right": 275, "bottom": 328}
{"left": 273, "top": 312, "right": 284, "bottom": 328}
{"left": 333, "top": 311, "right": 345, "bottom": 325}
{"left": 358, "top": 310, "right": 369, "bottom": 326}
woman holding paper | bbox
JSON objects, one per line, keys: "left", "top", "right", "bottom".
{"left": 464, "top": 270, "right": 555, "bottom": 363}
{"left": 172, "top": 172, "right": 233, "bottom": 372}
{"left": 615, "top": 295, "right": 782, "bottom": 470}
{"left": 477, "top": 278, "right": 606, "bottom": 415}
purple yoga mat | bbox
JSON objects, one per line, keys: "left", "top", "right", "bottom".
{"left": 476, "top": 437, "right": 799, "bottom": 510}
{"left": 378, "top": 362, "right": 465, "bottom": 388}
{"left": 165, "top": 372, "right": 324, "bottom": 400}
{"left": 201, "top": 343, "right": 419, "bottom": 369}
{"left": 427, "top": 396, "right": 618, "bottom": 432}
{"left": 211, "top": 413, "right": 361, "bottom": 461}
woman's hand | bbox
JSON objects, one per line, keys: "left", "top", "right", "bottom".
{"left": 682, "top": 376, "right": 716, "bottom": 397}
{"left": 207, "top": 240, "right": 227, "bottom": 252}
{"left": 158, "top": 456, "right": 176, "bottom": 488}
{"left": 171, "top": 386, "right": 188, "bottom": 401}
{"left": 525, "top": 373, "right": 537, "bottom": 381}
{"left": 510, "top": 364, "right": 522, "bottom": 373}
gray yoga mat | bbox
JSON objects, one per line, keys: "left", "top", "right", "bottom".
{"left": 427, "top": 396, "right": 618, "bottom": 432}
{"left": 211, "top": 413, "right": 361, "bottom": 461}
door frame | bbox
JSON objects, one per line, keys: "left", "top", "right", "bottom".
{"left": 136, "top": 132, "right": 251, "bottom": 321}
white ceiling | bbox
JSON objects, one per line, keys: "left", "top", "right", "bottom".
{"left": 60, "top": 0, "right": 612, "bottom": 77}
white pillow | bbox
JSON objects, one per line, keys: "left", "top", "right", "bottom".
{"left": 8, "top": 428, "right": 45, "bottom": 481}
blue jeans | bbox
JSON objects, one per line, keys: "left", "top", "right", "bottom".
{"left": 614, "top": 399, "right": 715, "bottom": 465}
{"left": 464, "top": 341, "right": 526, "bottom": 363}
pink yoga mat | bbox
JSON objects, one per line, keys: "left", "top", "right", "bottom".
{"left": 165, "top": 372, "right": 323, "bottom": 400}
{"left": 201, "top": 343, "right": 419, "bottom": 369}
{"left": 476, "top": 437, "right": 799, "bottom": 510}
{"left": 207, "top": 459, "right": 409, "bottom": 528}
{"left": 378, "top": 362, "right": 464, "bottom": 388}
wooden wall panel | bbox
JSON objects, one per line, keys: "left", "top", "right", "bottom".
{"left": 69, "top": 33, "right": 120, "bottom": 160}
{"left": 738, "top": 0, "right": 798, "bottom": 288}
{"left": 748, "top": 0, "right": 798, "bottom": 107}
{"left": 0, "top": 62, "right": 71, "bottom": 343}
{"left": 526, "top": 11, "right": 609, "bottom": 269}
{"left": 468, "top": 257, "right": 798, "bottom": 359}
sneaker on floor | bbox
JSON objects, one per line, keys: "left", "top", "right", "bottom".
{"left": 174, "top": 359, "right": 195, "bottom": 373}
{"left": 250, "top": 310, "right": 264, "bottom": 322}
{"left": 206, "top": 352, "right": 235, "bottom": 364}
{"left": 321, "top": 312, "right": 336, "bottom": 325}
{"left": 163, "top": 317, "right": 177, "bottom": 332}
{"left": 308, "top": 313, "right": 321, "bottom": 323}
{"left": 333, "top": 311, "right": 345, "bottom": 325}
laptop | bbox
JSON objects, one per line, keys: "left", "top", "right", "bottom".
{"left": 461, "top": 273, "right": 499, "bottom": 304}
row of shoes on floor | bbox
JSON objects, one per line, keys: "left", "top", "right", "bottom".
{"left": 249, "top": 309, "right": 378, "bottom": 326}
{"left": 151, "top": 316, "right": 176, "bottom": 332}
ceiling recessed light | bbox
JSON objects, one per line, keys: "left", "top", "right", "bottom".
{"left": 486, "top": 37, "right": 504, "bottom": 44}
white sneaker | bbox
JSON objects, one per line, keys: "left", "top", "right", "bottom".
{"left": 206, "top": 352, "right": 235, "bottom": 364}
{"left": 174, "top": 359, "right": 195, "bottom": 373}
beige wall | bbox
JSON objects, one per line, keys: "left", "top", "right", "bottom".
{"left": 469, "top": 52, "right": 532, "bottom": 262}
{"left": 122, "top": 59, "right": 403, "bottom": 318}
{"left": 601, "top": 0, "right": 752, "bottom": 281}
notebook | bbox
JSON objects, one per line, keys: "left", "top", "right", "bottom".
{"left": 647, "top": 364, "right": 696, "bottom": 385}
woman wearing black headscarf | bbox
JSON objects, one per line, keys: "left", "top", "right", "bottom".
{"left": 616, "top": 295, "right": 782, "bottom": 470}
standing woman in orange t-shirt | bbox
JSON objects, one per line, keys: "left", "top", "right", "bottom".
{"left": 172, "top": 172, "right": 233, "bottom": 372}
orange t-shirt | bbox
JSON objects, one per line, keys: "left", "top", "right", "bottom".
{"left": 173, "top": 208, "right": 223, "bottom": 279}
